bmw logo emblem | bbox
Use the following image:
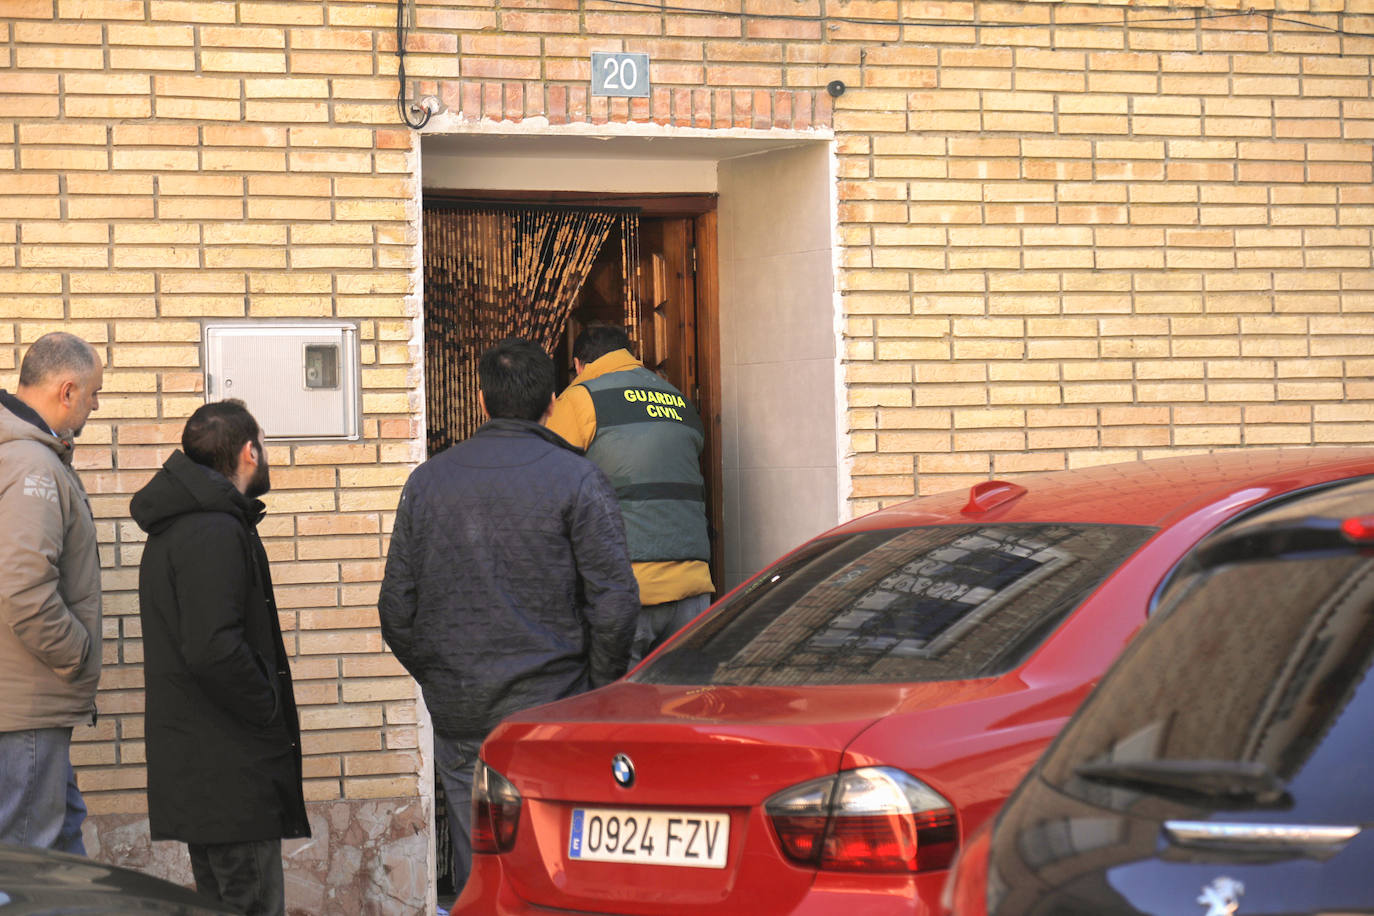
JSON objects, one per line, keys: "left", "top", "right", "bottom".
{"left": 612, "top": 753, "right": 635, "bottom": 788}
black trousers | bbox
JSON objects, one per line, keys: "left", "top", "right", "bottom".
{"left": 187, "top": 838, "right": 285, "bottom": 916}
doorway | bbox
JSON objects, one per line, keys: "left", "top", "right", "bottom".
{"left": 419, "top": 193, "right": 721, "bottom": 898}
{"left": 422, "top": 193, "right": 723, "bottom": 581}
{"left": 420, "top": 133, "right": 843, "bottom": 590}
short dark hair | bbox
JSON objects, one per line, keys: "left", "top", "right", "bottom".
{"left": 18, "top": 332, "right": 97, "bottom": 388}
{"left": 478, "top": 338, "right": 555, "bottom": 422}
{"left": 182, "top": 399, "right": 261, "bottom": 479}
{"left": 572, "top": 324, "right": 632, "bottom": 365}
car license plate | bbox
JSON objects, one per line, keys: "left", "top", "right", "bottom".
{"left": 568, "top": 807, "right": 728, "bottom": 868}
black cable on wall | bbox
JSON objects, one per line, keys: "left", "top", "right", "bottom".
{"left": 396, "top": 0, "right": 432, "bottom": 130}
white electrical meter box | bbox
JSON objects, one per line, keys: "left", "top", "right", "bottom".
{"left": 204, "top": 323, "right": 361, "bottom": 440}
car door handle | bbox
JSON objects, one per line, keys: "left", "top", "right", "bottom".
{"left": 1164, "top": 820, "right": 1360, "bottom": 858}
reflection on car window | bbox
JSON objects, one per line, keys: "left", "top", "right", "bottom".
{"left": 636, "top": 524, "right": 1156, "bottom": 686}
{"left": 1041, "top": 552, "right": 1374, "bottom": 814}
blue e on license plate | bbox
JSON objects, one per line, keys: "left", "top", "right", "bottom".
{"left": 568, "top": 807, "right": 729, "bottom": 868}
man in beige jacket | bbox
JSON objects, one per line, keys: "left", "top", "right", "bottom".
{"left": 0, "top": 332, "right": 103, "bottom": 853}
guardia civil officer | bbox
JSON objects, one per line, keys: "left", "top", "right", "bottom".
{"left": 546, "top": 323, "right": 714, "bottom": 665}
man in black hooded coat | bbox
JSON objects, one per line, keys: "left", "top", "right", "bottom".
{"left": 131, "top": 399, "right": 308, "bottom": 916}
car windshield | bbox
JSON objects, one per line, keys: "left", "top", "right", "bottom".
{"left": 635, "top": 523, "right": 1156, "bottom": 686}
{"left": 1040, "top": 549, "right": 1374, "bottom": 818}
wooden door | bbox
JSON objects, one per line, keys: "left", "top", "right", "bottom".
{"left": 639, "top": 215, "right": 723, "bottom": 588}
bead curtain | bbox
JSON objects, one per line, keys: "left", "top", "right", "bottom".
{"left": 422, "top": 203, "right": 641, "bottom": 456}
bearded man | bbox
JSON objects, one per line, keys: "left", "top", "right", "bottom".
{"left": 131, "top": 399, "right": 308, "bottom": 916}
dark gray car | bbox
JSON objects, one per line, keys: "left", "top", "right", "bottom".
{"left": 0, "top": 843, "right": 235, "bottom": 914}
{"left": 947, "top": 474, "right": 1374, "bottom": 916}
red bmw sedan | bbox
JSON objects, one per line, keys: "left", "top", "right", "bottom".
{"left": 454, "top": 449, "right": 1374, "bottom": 916}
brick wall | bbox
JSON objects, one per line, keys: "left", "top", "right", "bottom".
{"left": 832, "top": 4, "right": 1374, "bottom": 512}
{"left": 3, "top": 1, "right": 424, "bottom": 832}
{"left": 3, "top": 0, "right": 1374, "bottom": 885}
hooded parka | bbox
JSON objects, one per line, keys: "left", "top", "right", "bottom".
{"left": 130, "top": 450, "right": 309, "bottom": 845}
{"left": 0, "top": 391, "right": 102, "bottom": 732}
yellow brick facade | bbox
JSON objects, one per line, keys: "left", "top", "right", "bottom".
{"left": 4, "top": 0, "right": 1374, "bottom": 901}
{"left": 3, "top": 0, "right": 426, "bottom": 841}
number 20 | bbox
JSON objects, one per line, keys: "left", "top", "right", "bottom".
{"left": 602, "top": 56, "right": 639, "bottom": 91}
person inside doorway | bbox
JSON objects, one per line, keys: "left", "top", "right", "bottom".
{"left": 547, "top": 324, "right": 715, "bottom": 666}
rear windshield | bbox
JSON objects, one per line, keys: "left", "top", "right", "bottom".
{"left": 1040, "top": 550, "right": 1374, "bottom": 818}
{"left": 635, "top": 523, "right": 1156, "bottom": 687}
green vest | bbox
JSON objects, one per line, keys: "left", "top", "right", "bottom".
{"left": 582, "top": 367, "right": 710, "bottom": 563}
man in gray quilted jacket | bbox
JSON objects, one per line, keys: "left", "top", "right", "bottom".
{"left": 379, "top": 337, "right": 639, "bottom": 901}
{"left": 0, "top": 331, "right": 103, "bottom": 853}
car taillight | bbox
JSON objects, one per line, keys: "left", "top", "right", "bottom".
{"left": 471, "top": 759, "right": 522, "bottom": 854}
{"left": 765, "top": 767, "right": 957, "bottom": 873}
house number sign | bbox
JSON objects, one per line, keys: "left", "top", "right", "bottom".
{"left": 591, "top": 52, "right": 650, "bottom": 98}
